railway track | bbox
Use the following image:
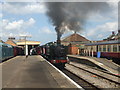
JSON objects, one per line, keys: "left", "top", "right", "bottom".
{"left": 65, "top": 62, "right": 120, "bottom": 89}
{"left": 70, "top": 61, "right": 120, "bottom": 80}
{"left": 62, "top": 68, "right": 100, "bottom": 90}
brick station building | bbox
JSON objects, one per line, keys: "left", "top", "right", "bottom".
{"left": 61, "top": 33, "right": 90, "bottom": 55}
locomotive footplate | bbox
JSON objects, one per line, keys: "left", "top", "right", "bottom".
{"left": 2, "top": 55, "right": 80, "bottom": 88}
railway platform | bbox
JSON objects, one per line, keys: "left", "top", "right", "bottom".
{"left": 1, "top": 55, "right": 82, "bottom": 89}
{"left": 68, "top": 55, "right": 120, "bottom": 75}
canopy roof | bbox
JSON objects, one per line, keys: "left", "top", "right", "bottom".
{"left": 17, "top": 40, "right": 40, "bottom": 45}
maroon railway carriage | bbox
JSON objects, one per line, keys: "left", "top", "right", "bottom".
{"left": 85, "top": 40, "right": 120, "bottom": 60}
{"left": 35, "top": 46, "right": 45, "bottom": 55}
{"left": 13, "top": 46, "right": 24, "bottom": 56}
{"left": 35, "top": 46, "right": 42, "bottom": 55}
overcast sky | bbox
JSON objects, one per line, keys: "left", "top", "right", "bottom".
{"left": 0, "top": 0, "right": 119, "bottom": 45}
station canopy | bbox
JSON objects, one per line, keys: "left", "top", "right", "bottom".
{"left": 16, "top": 40, "right": 40, "bottom": 45}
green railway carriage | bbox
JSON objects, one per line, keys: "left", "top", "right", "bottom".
{"left": 0, "top": 42, "right": 14, "bottom": 62}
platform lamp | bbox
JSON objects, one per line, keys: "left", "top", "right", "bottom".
{"left": 19, "top": 35, "right": 31, "bottom": 56}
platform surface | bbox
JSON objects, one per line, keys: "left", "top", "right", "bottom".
{"left": 68, "top": 55, "right": 120, "bottom": 75}
{"left": 2, "top": 55, "right": 78, "bottom": 88}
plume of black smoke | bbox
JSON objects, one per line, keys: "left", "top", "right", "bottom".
{"left": 45, "top": 2, "right": 111, "bottom": 39}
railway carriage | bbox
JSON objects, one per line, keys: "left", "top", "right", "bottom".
{"left": 0, "top": 42, "right": 24, "bottom": 62}
{"left": 13, "top": 46, "right": 24, "bottom": 56}
{"left": 85, "top": 40, "right": 120, "bottom": 64}
{"left": 0, "top": 42, "right": 14, "bottom": 62}
{"left": 35, "top": 46, "right": 42, "bottom": 55}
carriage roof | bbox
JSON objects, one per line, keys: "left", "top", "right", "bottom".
{"left": 0, "top": 42, "right": 13, "bottom": 47}
{"left": 85, "top": 40, "right": 120, "bottom": 46}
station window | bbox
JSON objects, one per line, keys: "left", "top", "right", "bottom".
{"left": 103, "top": 45, "right": 106, "bottom": 52}
{"left": 113, "top": 45, "right": 117, "bottom": 52}
{"left": 107, "top": 45, "right": 111, "bottom": 52}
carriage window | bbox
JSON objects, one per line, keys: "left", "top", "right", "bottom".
{"left": 91, "top": 46, "right": 93, "bottom": 50}
{"left": 90, "top": 46, "right": 91, "bottom": 50}
{"left": 103, "top": 45, "right": 106, "bottom": 52}
{"left": 88, "top": 46, "right": 91, "bottom": 50}
{"left": 95, "top": 46, "right": 96, "bottom": 51}
{"left": 113, "top": 45, "right": 117, "bottom": 52}
{"left": 93, "top": 46, "right": 96, "bottom": 51}
{"left": 107, "top": 45, "right": 111, "bottom": 52}
{"left": 98, "top": 45, "right": 102, "bottom": 52}
{"left": 118, "top": 45, "right": 120, "bottom": 52}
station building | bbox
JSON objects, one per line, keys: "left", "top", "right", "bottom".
{"left": 4, "top": 37, "right": 40, "bottom": 55}
{"left": 61, "top": 33, "right": 91, "bottom": 55}
{"left": 62, "top": 30, "right": 120, "bottom": 55}
{"left": 5, "top": 37, "right": 17, "bottom": 46}
{"left": 103, "top": 30, "right": 120, "bottom": 41}
{"left": 16, "top": 40, "right": 40, "bottom": 55}
{"left": 0, "top": 40, "right": 4, "bottom": 43}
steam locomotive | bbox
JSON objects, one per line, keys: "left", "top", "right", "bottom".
{"left": 36, "top": 42, "right": 68, "bottom": 68}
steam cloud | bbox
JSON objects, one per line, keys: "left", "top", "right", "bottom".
{"left": 45, "top": 2, "right": 111, "bottom": 39}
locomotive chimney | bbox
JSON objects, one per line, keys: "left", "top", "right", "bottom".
{"left": 55, "top": 27, "right": 61, "bottom": 45}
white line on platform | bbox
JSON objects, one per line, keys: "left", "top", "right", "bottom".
{"left": 39, "top": 56, "right": 85, "bottom": 90}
